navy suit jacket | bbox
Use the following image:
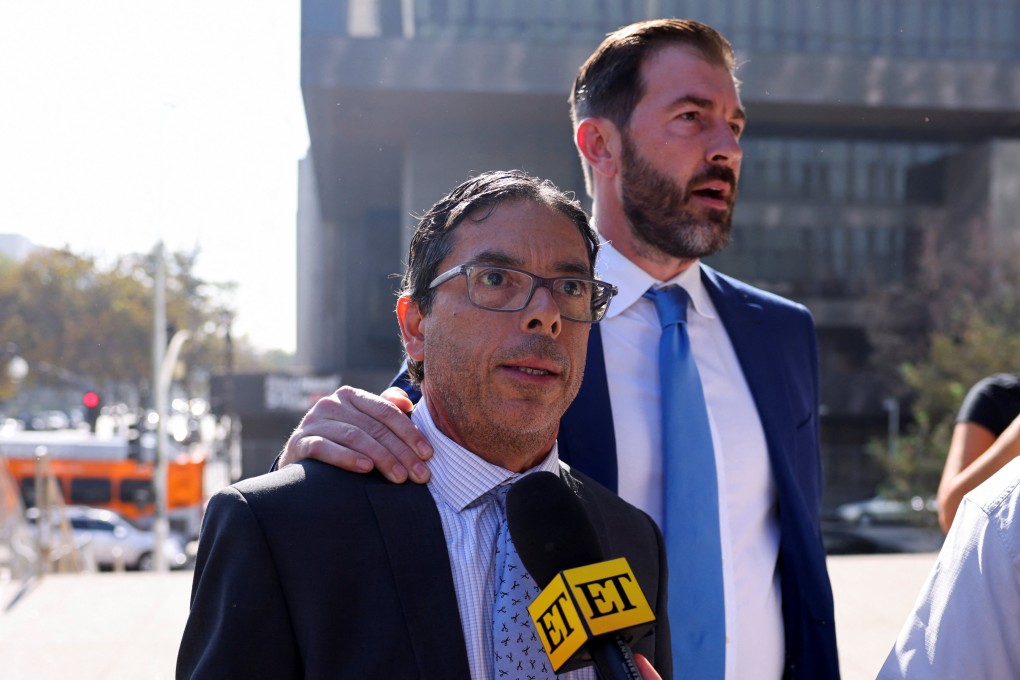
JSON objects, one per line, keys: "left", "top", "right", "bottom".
{"left": 394, "top": 264, "right": 839, "bottom": 679}
{"left": 178, "top": 460, "right": 673, "bottom": 679}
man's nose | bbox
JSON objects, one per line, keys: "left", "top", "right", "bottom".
{"left": 706, "top": 122, "right": 742, "bottom": 168}
{"left": 521, "top": 284, "right": 562, "bottom": 337}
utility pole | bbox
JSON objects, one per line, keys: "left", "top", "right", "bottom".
{"left": 152, "top": 243, "right": 190, "bottom": 573}
{"left": 152, "top": 242, "right": 168, "bottom": 572}
{"left": 883, "top": 397, "right": 900, "bottom": 459}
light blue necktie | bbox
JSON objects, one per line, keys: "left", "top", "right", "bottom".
{"left": 492, "top": 484, "right": 555, "bottom": 680}
{"left": 644, "top": 286, "right": 725, "bottom": 679}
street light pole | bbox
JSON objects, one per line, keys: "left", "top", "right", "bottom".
{"left": 154, "top": 327, "right": 190, "bottom": 572}
{"left": 152, "top": 243, "right": 190, "bottom": 573}
{"left": 882, "top": 397, "right": 900, "bottom": 459}
{"left": 152, "top": 242, "right": 168, "bottom": 572}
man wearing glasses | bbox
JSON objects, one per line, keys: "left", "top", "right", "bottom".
{"left": 277, "top": 19, "right": 837, "bottom": 680}
{"left": 177, "top": 170, "right": 671, "bottom": 679}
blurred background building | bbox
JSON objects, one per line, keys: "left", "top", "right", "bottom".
{"left": 294, "top": 0, "right": 1020, "bottom": 505}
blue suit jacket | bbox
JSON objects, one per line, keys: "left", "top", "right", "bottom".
{"left": 394, "top": 264, "right": 839, "bottom": 679}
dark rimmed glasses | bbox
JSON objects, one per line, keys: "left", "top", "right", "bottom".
{"left": 428, "top": 264, "right": 618, "bottom": 323}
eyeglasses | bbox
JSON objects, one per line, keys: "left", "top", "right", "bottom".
{"left": 428, "top": 264, "right": 618, "bottom": 323}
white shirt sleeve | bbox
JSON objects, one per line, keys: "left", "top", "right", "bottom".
{"left": 876, "top": 460, "right": 1020, "bottom": 679}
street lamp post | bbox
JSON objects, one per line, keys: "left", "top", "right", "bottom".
{"left": 152, "top": 243, "right": 168, "bottom": 572}
{"left": 151, "top": 243, "right": 190, "bottom": 573}
{"left": 882, "top": 397, "right": 900, "bottom": 459}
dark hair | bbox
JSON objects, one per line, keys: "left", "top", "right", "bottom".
{"left": 569, "top": 19, "right": 737, "bottom": 194}
{"left": 401, "top": 170, "right": 598, "bottom": 384}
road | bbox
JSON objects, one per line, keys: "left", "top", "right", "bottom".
{"left": 0, "top": 551, "right": 938, "bottom": 680}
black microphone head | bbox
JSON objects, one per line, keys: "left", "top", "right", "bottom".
{"left": 506, "top": 471, "right": 604, "bottom": 586}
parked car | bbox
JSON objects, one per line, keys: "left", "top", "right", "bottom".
{"left": 26, "top": 505, "right": 188, "bottom": 571}
{"left": 29, "top": 410, "right": 71, "bottom": 431}
{"left": 833, "top": 495, "right": 938, "bottom": 527}
{"left": 0, "top": 416, "right": 24, "bottom": 433}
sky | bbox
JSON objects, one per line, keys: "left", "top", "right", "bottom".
{"left": 0, "top": 1, "right": 309, "bottom": 353}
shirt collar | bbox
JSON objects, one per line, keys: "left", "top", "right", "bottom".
{"left": 596, "top": 239, "right": 716, "bottom": 322}
{"left": 412, "top": 397, "right": 562, "bottom": 512}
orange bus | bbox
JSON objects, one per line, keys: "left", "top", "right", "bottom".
{"left": 1, "top": 432, "right": 205, "bottom": 539}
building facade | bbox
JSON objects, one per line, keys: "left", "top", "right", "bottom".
{"left": 297, "top": 0, "right": 1020, "bottom": 504}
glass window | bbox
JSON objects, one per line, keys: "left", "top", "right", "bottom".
{"left": 755, "top": 0, "right": 778, "bottom": 51}
{"left": 898, "top": 1, "right": 923, "bottom": 57}
{"left": 802, "top": 0, "right": 827, "bottom": 52}
{"left": 120, "top": 479, "right": 155, "bottom": 506}
{"left": 992, "top": 2, "right": 1019, "bottom": 56}
{"left": 974, "top": 4, "right": 994, "bottom": 54}
{"left": 69, "top": 477, "right": 112, "bottom": 504}
{"left": 830, "top": 0, "right": 855, "bottom": 55}
{"left": 828, "top": 143, "right": 849, "bottom": 201}
{"left": 728, "top": 0, "right": 754, "bottom": 51}
{"left": 19, "top": 479, "right": 36, "bottom": 507}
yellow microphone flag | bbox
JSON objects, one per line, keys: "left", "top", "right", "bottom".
{"left": 528, "top": 557, "right": 655, "bottom": 671}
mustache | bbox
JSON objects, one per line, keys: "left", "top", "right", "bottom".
{"left": 686, "top": 165, "right": 737, "bottom": 197}
{"left": 497, "top": 335, "right": 570, "bottom": 372}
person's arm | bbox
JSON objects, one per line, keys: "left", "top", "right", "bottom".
{"left": 278, "top": 385, "right": 434, "bottom": 484}
{"left": 877, "top": 475, "right": 1020, "bottom": 679}
{"left": 937, "top": 413, "right": 1020, "bottom": 531}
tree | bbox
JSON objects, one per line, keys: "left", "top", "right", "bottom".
{"left": 866, "top": 213, "right": 1020, "bottom": 499}
{"left": 0, "top": 245, "right": 266, "bottom": 411}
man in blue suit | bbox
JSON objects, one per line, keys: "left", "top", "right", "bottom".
{"left": 280, "top": 19, "right": 839, "bottom": 679}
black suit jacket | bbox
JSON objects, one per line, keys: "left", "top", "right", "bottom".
{"left": 177, "top": 460, "right": 672, "bottom": 679}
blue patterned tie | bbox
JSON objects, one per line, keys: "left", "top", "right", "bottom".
{"left": 644, "top": 286, "right": 725, "bottom": 679}
{"left": 492, "top": 484, "right": 555, "bottom": 679}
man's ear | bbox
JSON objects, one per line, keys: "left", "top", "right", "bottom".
{"left": 575, "top": 117, "right": 622, "bottom": 180}
{"left": 396, "top": 296, "right": 425, "bottom": 362}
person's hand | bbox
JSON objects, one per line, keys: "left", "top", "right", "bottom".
{"left": 279, "top": 386, "right": 433, "bottom": 483}
{"left": 634, "top": 653, "right": 662, "bottom": 680}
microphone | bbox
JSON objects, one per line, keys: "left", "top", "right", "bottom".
{"left": 507, "top": 471, "right": 656, "bottom": 680}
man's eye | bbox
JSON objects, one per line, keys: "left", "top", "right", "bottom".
{"left": 559, "top": 280, "right": 587, "bottom": 297}
{"left": 477, "top": 270, "right": 507, "bottom": 287}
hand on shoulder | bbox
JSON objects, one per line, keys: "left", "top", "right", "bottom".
{"left": 279, "top": 385, "right": 433, "bottom": 484}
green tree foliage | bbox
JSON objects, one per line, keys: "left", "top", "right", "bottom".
{"left": 0, "top": 245, "right": 266, "bottom": 406}
{"left": 871, "top": 311, "right": 1020, "bottom": 498}
{"left": 867, "top": 215, "right": 1020, "bottom": 498}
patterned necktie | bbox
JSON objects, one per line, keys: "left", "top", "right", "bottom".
{"left": 491, "top": 484, "right": 555, "bottom": 680}
{"left": 644, "top": 286, "right": 725, "bottom": 679}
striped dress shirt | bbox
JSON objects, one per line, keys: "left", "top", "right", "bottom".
{"left": 413, "top": 399, "right": 594, "bottom": 680}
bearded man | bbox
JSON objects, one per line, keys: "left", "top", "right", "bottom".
{"left": 280, "top": 20, "right": 839, "bottom": 680}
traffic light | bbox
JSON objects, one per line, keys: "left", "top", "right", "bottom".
{"left": 83, "top": 391, "right": 101, "bottom": 432}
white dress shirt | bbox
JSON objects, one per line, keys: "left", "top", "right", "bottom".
{"left": 596, "top": 241, "right": 784, "bottom": 680}
{"left": 413, "top": 399, "right": 594, "bottom": 680}
{"left": 877, "top": 456, "right": 1020, "bottom": 679}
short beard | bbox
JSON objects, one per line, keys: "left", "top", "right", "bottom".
{"left": 620, "top": 132, "right": 736, "bottom": 262}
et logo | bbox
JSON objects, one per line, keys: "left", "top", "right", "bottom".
{"left": 528, "top": 557, "right": 655, "bottom": 671}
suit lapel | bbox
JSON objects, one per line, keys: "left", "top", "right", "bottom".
{"left": 558, "top": 323, "right": 619, "bottom": 491}
{"left": 701, "top": 267, "right": 795, "bottom": 476}
{"left": 367, "top": 484, "right": 472, "bottom": 680}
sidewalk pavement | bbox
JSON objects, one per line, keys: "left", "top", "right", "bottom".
{"left": 0, "top": 553, "right": 938, "bottom": 680}
{"left": 829, "top": 552, "right": 937, "bottom": 680}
